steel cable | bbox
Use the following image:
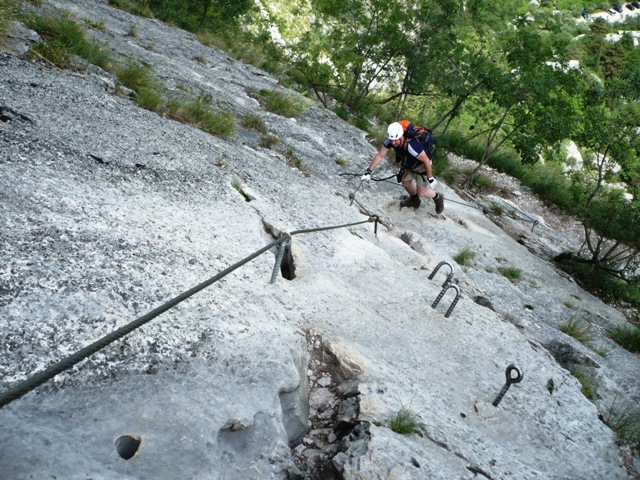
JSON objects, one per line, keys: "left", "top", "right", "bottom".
{"left": 0, "top": 217, "right": 376, "bottom": 409}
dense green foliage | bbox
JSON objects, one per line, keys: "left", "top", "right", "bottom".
{"left": 0, "top": 0, "right": 20, "bottom": 36}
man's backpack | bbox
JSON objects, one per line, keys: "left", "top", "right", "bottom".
{"left": 398, "top": 120, "right": 435, "bottom": 159}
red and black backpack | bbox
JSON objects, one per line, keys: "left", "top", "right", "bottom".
{"left": 397, "top": 120, "right": 435, "bottom": 159}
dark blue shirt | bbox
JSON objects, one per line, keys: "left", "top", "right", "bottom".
{"left": 383, "top": 137, "right": 427, "bottom": 172}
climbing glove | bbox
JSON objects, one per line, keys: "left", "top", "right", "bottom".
{"left": 361, "top": 168, "right": 372, "bottom": 182}
{"left": 428, "top": 177, "right": 438, "bottom": 188}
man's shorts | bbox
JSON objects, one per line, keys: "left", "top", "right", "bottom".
{"left": 403, "top": 170, "right": 433, "bottom": 189}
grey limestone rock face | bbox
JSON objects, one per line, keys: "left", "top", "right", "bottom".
{"left": 0, "top": 1, "right": 639, "bottom": 479}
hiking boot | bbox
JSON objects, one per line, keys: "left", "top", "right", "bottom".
{"left": 434, "top": 193, "right": 445, "bottom": 214}
{"left": 400, "top": 195, "right": 421, "bottom": 209}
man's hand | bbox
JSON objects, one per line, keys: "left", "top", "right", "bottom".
{"left": 361, "top": 168, "right": 372, "bottom": 182}
{"left": 428, "top": 177, "right": 438, "bottom": 188}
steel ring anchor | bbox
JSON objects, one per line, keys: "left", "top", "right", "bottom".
{"left": 492, "top": 364, "right": 524, "bottom": 407}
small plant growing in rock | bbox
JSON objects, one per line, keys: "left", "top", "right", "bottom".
{"left": 194, "top": 54, "right": 206, "bottom": 64}
{"left": 498, "top": 266, "right": 522, "bottom": 283}
{"left": 116, "top": 61, "right": 156, "bottom": 92}
{"left": 261, "top": 133, "right": 279, "bottom": 148}
{"left": 454, "top": 247, "right": 476, "bottom": 266}
{"left": 26, "top": 12, "right": 111, "bottom": 70}
{"left": 215, "top": 155, "right": 227, "bottom": 168}
{"left": 470, "top": 173, "right": 498, "bottom": 193}
{"left": 265, "top": 88, "right": 310, "bottom": 118}
{"left": 108, "top": 0, "right": 154, "bottom": 18}
{"left": 546, "top": 378, "right": 555, "bottom": 394}
{"left": 0, "top": 0, "right": 20, "bottom": 37}
{"left": 608, "top": 324, "right": 640, "bottom": 354}
{"left": 242, "top": 113, "right": 267, "bottom": 133}
{"left": 127, "top": 23, "right": 138, "bottom": 37}
{"left": 595, "top": 345, "right": 610, "bottom": 358}
{"left": 489, "top": 203, "right": 504, "bottom": 216}
{"left": 286, "top": 148, "right": 308, "bottom": 176}
{"left": 134, "top": 87, "right": 163, "bottom": 111}
{"left": 390, "top": 406, "right": 424, "bottom": 435}
{"left": 335, "top": 157, "right": 347, "bottom": 166}
{"left": 571, "top": 367, "right": 598, "bottom": 400}
{"left": 83, "top": 18, "right": 106, "bottom": 31}
{"left": 563, "top": 299, "right": 576, "bottom": 310}
{"left": 231, "top": 179, "right": 251, "bottom": 202}
{"left": 559, "top": 316, "right": 593, "bottom": 346}
{"left": 603, "top": 399, "right": 640, "bottom": 449}
{"left": 170, "top": 93, "right": 236, "bottom": 137}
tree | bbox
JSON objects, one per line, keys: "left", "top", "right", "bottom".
{"left": 462, "top": 17, "right": 583, "bottom": 186}
{"left": 569, "top": 80, "right": 640, "bottom": 280}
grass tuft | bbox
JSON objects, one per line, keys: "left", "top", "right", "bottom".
{"left": 242, "top": 113, "right": 267, "bottom": 133}
{"left": 559, "top": 316, "right": 594, "bottom": 346}
{"left": 261, "top": 133, "right": 279, "bottom": 148}
{"left": 454, "top": 247, "right": 476, "bottom": 266}
{"left": 498, "top": 266, "right": 522, "bottom": 283}
{"left": 265, "top": 89, "right": 310, "bottom": 118}
{"left": 25, "top": 12, "right": 111, "bottom": 70}
{"left": 231, "top": 178, "right": 251, "bottom": 202}
{"left": 285, "top": 148, "right": 307, "bottom": 176}
{"left": 108, "top": 0, "right": 154, "bottom": 18}
{"left": 571, "top": 367, "right": 599, "bottom": 400}
{"left": 390, "top": 406, "right": 424, "bottom": 435}
{"left": 608, "top": 324, "right": 640, "bottom": 354}
{"left": 116, "top": 61, "right": 156, "bottom": 92}
{"left": 603, "top": 400, "right": 640, "bottom": 449}
{"left": 0, "top": 0, "right": 20, "bottom": 37}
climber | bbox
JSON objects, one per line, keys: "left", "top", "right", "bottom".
{"left": 362, "top": 122, "right": 444, "bottom": 213}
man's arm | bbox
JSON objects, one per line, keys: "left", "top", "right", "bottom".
{"left": 416, "top": 150, "right": 433, "bottom": 178}
{"left": 368, "top": 146, "right": 390, "bottom": 172}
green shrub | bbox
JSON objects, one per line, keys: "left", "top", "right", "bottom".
{"left": 127, "top": 23, "right": 138, "bottom": 37}
{"left": 559, "top": 316, "right": 594, "bottom": 346}
{"left": 556, "top": 259, "right": 640, "bottom": 308}
{"left": 242, "top": 113, "right": 267, "bottom": 133}
{"left": 389, "top": 406, "right": 424, "bottom": 435}
{"left": 489, "top": 203, "right": 504, "bottom": 216}
{"left": 486, "top": 150, "right": 523, "bottom": 178}
{"left": 265, "top": 89, "right": 310, "bottom": 118}
{"left": 183, "top": 92, "right": 213, "bottom": 123}
{"left": 603, "top": 400, "right": 640, "bottom": 448}
{"left": 572, "top": 367, "right": 599, "bottom": 400}
{"left": 286, "top": 148, "right": 307, "bottom": 175}
{"left": 454, "top": 247, "right": 476, "bottom": 266}
{"left": 134, "top": 87, "right": 163, "bottom": 111}
{"left": 26, "top": 12, "right": 111, "bottom": 70}
{"left": 470, "top": 173, "right": 499, "bottom": 193}
{"left": 0, "top": 0, "right": 19, "bottom": 36}
{"left": 498, "top": 266, "right": 522, "bottom": 283}
{"left": 116, "top": 61, "right": 156, "bottom": 92}
{"left": 108, "top": 0, "right": 154, "bottom": 18}
{"left": 202, "top": 109, "right": 236, "bottom": 137}
{"left": 608, "top": 324, "right": 640, "bottom": 354}
{"left": 231, "top": 178, "right": 251, "bottom": 202}
{"left": 260, "top": 133, "right": 279, "bottom": 148}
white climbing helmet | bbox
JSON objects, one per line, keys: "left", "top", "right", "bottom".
{"left": 387, "top": 122, "right": 404, "bottom": 141}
